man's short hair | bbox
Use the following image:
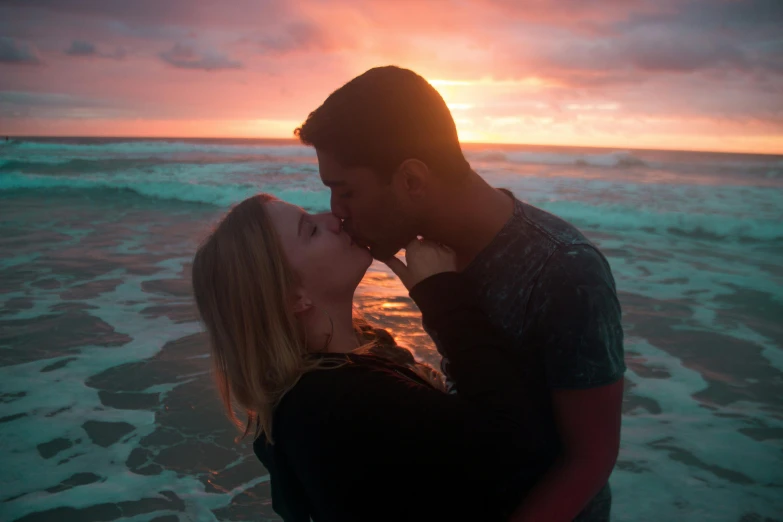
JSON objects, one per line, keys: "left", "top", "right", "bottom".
{"left": 295, "top": 66, "right": 469, "bottom": 178}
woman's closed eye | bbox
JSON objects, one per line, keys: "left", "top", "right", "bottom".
{"left": 310, "top": 224, "right": 318, "bottom": 237}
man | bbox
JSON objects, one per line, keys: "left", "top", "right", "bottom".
{"left": 295, "top": 66, "right": 625, "bottom": 522}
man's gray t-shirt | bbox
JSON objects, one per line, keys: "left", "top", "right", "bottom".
{"left": 431, "top": 194, "right": 626, "bottom": 521}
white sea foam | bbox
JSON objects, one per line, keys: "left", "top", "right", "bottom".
{"left": 0, "top": 256, "right": 270, "bottom": 520}
{"left": 1, "top": 138, "right": 781, "bottom": 521}
{"left": 614, "top": 338, "right": 783, "bottom": 521}
{"left": 2, "top": 152, "right": 781, "bottom": 246}
{"left": 469, "top": 149, "right": 647, "bottom": 168}
{"left": 2, "top": 139, "right": 316, "bottom": 160}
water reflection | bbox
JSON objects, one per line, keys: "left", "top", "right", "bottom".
{"left": 355, "top": 264, "right": 440, "bottom": 368}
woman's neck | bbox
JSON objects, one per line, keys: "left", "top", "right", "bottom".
{"left": 304, "top": 298, "right": 358, "bottom": 354}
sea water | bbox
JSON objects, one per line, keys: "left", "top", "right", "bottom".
{"left": 1, "top": 138, "right": 781, "bottom": 521}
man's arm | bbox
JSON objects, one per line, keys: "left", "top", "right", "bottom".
{"left": 509, "top": 379, "right": 624, "bottom": 521}
{"left": 511, "top": 244, "right": 626, "bottom": 521}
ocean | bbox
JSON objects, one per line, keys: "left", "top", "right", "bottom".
{"left": 1, "top": 137, "right": 781, "bottom": 522}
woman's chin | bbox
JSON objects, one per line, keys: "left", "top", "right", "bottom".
{"left": 360, "top": 250, "right": 374, "bottom": 273}
{"left": 351, "top": 243, "right": 373, "bottom": 265}
{"left": 358, "top": 251, "right": 373, "bottom": 273}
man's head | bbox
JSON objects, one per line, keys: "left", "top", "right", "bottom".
{"left": 295, "top": 66, "right": 470, "bottom": 259}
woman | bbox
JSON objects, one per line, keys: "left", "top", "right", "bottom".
{"left": 192, "top": 194, "right": 544, "bottom": 522}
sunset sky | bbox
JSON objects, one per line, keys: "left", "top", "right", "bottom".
{"left": 1, "top": 0, "right": 781, "bottom": 154}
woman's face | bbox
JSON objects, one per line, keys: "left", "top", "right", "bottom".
{"left": 266, "top": 200, "right": 373, "bottom": 300}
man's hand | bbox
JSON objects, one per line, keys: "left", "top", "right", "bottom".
{"left": 383, "top": 238, "right": 457, "bottom": 290}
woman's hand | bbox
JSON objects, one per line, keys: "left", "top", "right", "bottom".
{"left": 382, "top": 238, "right": 457, "bottom": 290}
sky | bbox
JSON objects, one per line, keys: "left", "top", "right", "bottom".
{"left": 1, "top": 0, "right": 782, "bottom": 154}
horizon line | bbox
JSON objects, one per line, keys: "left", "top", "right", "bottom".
{"left": 4, "top": 134, "right": 782, "bottom": 157}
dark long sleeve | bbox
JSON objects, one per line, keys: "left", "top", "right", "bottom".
{"left": 267, "top": 272, "right": 540, "bottom": 522}
{"left": 410, "top": 271, "right": 524, "bottom": 401}
{"left": 254, "top": 438, "right": 311, "bottom": 522}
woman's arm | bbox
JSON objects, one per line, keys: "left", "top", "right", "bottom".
{"left": 409, "top": 272, "right": 522, "bottom": 401}
{"left": 310, "top": 362, "right": 534, "bottom": 521}
{"left": 286, "top": 273, "right": 538, "bottom": 521}
{"left": 385, "top": 239, "right": 524, "bottom": 403}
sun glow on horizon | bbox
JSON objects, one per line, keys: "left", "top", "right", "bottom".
{"left": 418, "top": 77, "right": 783, "bottom": 154}
{"left": 1, "top": 1, "right": 781, "bottom": 155}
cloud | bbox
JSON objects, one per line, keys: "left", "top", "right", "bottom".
{"left": 109, "top": 47, "right": 127, "bottom": 60}
{"left": 159, "top": 43, "right": 242, "bottom": 71}
{"left": 625, "top": 0, "right": 783, "bottom": 32}
{"left": 0, "top": 90, "right": 125, "bottom": 119}
{"left": 529, "top": 26, "right": 750, "bottom": 82}
{"left": 0, "top": 37, "right": 42, "bottom": 64}
{"left": 0, "top": 0, "right": 780, "bottom": 150}
{"left": 64, "top": 39, "right": 126, "bottom": 59}
{"left": 66, "top": 40, "right": 97, "bottom": 56}
{"left": 1, "top": 91, "right": 97, "bottom": 108}
{"left": 253, "top": 22, "right": 332, "bottom": 54}
{"left": 756, "top": 41, "right": 783, "bottom": 74}
{"left": 438, "top": 1, "right": 778, "bottom": 89}
{"left": 2, "top": 0, "right": 287, "bottom": 32}
{"left": 3, "top": 0, "right": 201, "bottom": 26}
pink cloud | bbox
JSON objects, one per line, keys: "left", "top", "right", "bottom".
{"left": 0, "top": 0, "right": 781, "bottom": 152}
{"left": 159, "top": 43, "right": 242, "bottom": 70}
{"left": 0, "top": 37, "right": 42, "bottom": 65}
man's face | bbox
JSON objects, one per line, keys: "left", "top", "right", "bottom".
{"left": 317, "top": 150, "right": 417, "bottom": 260}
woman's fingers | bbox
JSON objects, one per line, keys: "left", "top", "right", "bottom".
{"left": 401, "top": 238, "right": 457, "bottom": 287}
{"left": 384, "top": 238, "right": 456, "bottom": 290}
{"left": 381, "top": 255, "right": 412, "bottom": 289}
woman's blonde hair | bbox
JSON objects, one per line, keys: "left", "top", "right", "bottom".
{"left": 192, "top": 194, "right": 444, "bottom": 444}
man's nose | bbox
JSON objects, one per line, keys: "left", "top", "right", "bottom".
{"left": 330, "top": 194, "right": 348, "bottom": 220}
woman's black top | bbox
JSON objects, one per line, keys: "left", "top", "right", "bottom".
{"left": 253, "top": 272, "right": 548, "bottom": 522}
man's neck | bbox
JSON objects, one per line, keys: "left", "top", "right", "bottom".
{"left": 420, "top": 171, "right": 515, "bottom": 271}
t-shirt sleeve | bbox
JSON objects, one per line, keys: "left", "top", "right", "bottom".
{"left": 530, "top": 244, "right": 626, "bottom": 389}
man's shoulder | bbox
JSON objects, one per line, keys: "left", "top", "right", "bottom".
{"left": 470, "top": 199, "right": 590, "bottom": 275}
{"left": 466, "top": 198, "right": 606, "bottom": 306}
{"left": 515, "top": 200, "right": 592, "bottom": 249}
{"left": 508, "top": 200, "right": 614, "bottom": 284}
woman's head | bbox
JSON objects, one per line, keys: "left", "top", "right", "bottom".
{"left": 191, "top": 194, "right": 372, "bottom": 441}
{"left": 264, "top": 196, "right": 372, "bottom": 304}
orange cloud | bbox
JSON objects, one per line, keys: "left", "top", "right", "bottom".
{"left": 0, "top": 0, "right": 781, "bottom": 153}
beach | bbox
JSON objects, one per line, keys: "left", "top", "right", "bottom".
{"left": 1, "top": 138, "right": 782, "bottom": 521}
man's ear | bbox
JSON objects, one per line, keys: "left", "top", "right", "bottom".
{"left": 292, "top": 290, "right": 313, "bottom": 315}
{"left": 397, "top": 159, "right": 429, "bottom": 198}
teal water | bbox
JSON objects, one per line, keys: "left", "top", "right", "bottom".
{"left": 1, "top": 138, "right": 782, "bottom": 521}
